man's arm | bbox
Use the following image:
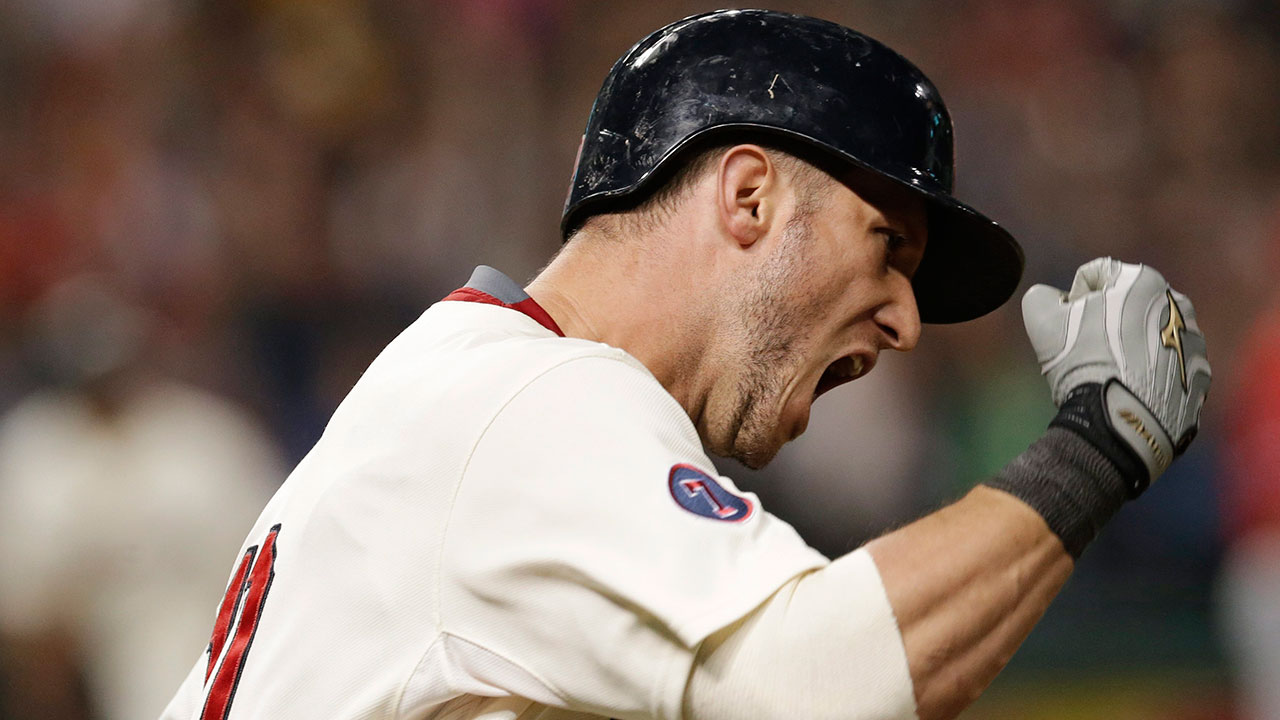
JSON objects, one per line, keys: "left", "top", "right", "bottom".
{"left": 687, "top": 259, "right": 1210, "bottom": 720}
{"left": 868, "top": 485, "right": 1072, "bottom": 719}
{"left": 684, "top": 437, "right": 1086, "bottom": 720}
{"left": 882, "top": 258, "right": 1210, "bottom": 718}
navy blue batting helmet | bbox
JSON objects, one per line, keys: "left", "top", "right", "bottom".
{"left": 562, "top": 9, "right": 1023, "bottom": 323}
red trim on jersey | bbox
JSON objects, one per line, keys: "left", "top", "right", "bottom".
{"left": 442, "top": 287, "right": 565, "bottom": 337}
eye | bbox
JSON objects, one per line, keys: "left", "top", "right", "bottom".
{"left": 877, "top": 227, "right": 926, "bottom": 279}
{"left": 877, "top": 229, "right": 908, "bottom": 267}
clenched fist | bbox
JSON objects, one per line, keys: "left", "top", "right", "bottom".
{"left": 1021, "top": 258, "right": 1211, "bottom": 495}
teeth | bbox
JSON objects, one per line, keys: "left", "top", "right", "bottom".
{"left": 816, "top": 356, "right": 869, "bottom": 400}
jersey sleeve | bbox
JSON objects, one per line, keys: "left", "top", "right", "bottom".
{"left": 438, "top": 353, "right": 828, "bottom": 720}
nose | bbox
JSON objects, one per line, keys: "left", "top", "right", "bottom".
{"left": 874, "top": 278, "right": 922, "bottom": 352}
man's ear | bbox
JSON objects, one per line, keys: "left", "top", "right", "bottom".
{"left": 716, "top": 145, "right": 777, "bottom": 248}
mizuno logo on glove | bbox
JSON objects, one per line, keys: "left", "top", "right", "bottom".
{"left": 1160, "top": 290, "right": 1188, "bottom": 391}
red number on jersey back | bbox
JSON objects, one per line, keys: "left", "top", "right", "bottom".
{"left": 201, "top": 524, "right": 281, "bottom": 720}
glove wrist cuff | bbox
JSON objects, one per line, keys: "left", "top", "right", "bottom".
{"left": 1049, "top": 381, "right": 1163, "bottom": 497}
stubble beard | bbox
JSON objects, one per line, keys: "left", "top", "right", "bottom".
{"left": 724, "top": 212, "right": 818, "bottom": 469}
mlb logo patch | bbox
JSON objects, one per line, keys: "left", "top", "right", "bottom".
{"left": 668, "top": 464, "right": 754, "bottom": 522}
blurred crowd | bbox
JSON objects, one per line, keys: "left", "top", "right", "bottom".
{"left": 0, "top": 0, "right": 1277, "bottom": 718}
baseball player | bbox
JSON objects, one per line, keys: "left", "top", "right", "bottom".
{"left": 162, "top": 10, "right": 1211, "bottom": 720}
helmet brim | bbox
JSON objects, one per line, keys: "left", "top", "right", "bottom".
{"left": 911, "top": 191, "right": 1024, "bottom": 324}
{"left": 820, "top": 149, "right": 1024, "bottom": 325}
{"left": 803, "top": 140, "right": 1025, "bottom": 325}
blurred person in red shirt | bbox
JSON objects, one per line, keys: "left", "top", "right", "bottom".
{"left": 1218, "top": 202, "right": 1280, "bottom": 720}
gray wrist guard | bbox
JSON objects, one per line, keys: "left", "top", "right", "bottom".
{"left": 983, "top": 419, "right": 1129, "bottom": 559}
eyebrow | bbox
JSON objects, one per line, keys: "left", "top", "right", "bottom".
{"left": 881, "top": 196, "right": 928, "bottom": 245}
{"left": 876, "top": 208, "right": 925, "bottom": 246}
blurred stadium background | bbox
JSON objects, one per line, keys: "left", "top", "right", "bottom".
{"left": 0, "top": 1, "right": 1277, "bottom": 718}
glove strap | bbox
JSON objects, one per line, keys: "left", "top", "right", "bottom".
{"left": 1050, "top": 381, "right": 1162, "bottom": 497}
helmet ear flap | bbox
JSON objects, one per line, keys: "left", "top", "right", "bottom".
{"left": 562, "top": 134, "right": 586, "bottom": 216}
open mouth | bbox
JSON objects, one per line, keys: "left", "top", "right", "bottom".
{"left": 813, "top": 355, "right": 869, "bottom": 400}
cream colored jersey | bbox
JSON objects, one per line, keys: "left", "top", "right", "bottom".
{"left": 161, "top": 266, "right": 829, "bottom": 720}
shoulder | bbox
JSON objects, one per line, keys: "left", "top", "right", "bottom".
{"left": 465, "top": 337, "right": 700, "bottom": 468}
{"left": 361, "top": 300, "right": 678, "bottom": 437}
{"left": 307, "top": 300, "right": 690, "bottom": 491}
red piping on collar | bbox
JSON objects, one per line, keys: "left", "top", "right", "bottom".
{"left": 441, "top": 287, "right": 565, "bottom": 337}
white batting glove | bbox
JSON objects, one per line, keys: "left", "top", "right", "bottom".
{"left": 1021, "top": 258, "right": 1211, "bottom": 495}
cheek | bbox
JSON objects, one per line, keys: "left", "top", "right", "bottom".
{"left": 811, "top": 230, "right": 881, "bottom": 302}
{"left": 785, "top": 245, "right": 851, "bottom": 316}
{"left": 800, "top": 266, "right": 871, "bottom": 331}
{"left": 827, "top": 245, "right": 891, "bottom": 320}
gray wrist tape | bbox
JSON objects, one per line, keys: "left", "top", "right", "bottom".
{"left": 982, "top": 427, "right": 1129, "bottom": 559}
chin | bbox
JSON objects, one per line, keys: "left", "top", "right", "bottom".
{"left": 706, "top": 383, "right": 796, "bottom": 469}
{"left": 702, "top": 430, "right": 783, "bottom": 469}
{"left": 735, "top": 449, "right": 779, "bottom": 470}
{"left": 728, "top": 432, "right": 788, "bottom": 470}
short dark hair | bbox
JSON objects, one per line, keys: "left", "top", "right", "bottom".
{"left": 570, "top": 142, "right": 829, "bottom": 241}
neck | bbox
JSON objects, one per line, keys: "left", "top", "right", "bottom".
{"left": 525, "top": 229, "right": 718, "bottom": 423}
